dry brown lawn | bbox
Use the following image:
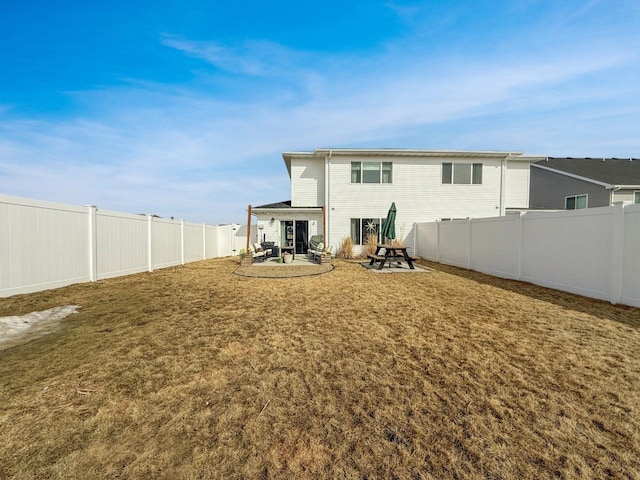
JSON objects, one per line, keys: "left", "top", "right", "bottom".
{"left": 1, "top": 258, "right": 639, "bottom": 479}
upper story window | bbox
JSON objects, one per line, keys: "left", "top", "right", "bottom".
{"left": 565, "top": 194, "right": 587, "bottom": 209}
{"left": 635, "top": 191, "right": 640, "bottom": 204}
{"left": 442, "top": 163, "right": 482, "bottom": 184}
{"left": 351, "top": 162, "right": 392, "bottom": 184}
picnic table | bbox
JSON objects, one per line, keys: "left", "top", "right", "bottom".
{"left": 367, "top": 244, "right": 416, "bottom": 270}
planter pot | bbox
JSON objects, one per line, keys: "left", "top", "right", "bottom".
{"left": 283, "top": 253, "right": 293, "bottom": 264}
{"left": 320, "top": 254, "right": 332, "bottom": 265}
{"left": 240, "top": 255, "right": 253, "bottom": 266}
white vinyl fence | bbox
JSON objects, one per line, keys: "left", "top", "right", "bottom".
{"left": 414, "top": 204, "right": 640, "bottom": 308}
{"left": 0, "top": 194, "right": 252, "bottom": 297}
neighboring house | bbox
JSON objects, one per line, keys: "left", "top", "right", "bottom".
{"left": 530, "top": 157, "right": 640, "bottom": 210}
{"left": 252, "top": 148, "right": 544, "bottom": 254}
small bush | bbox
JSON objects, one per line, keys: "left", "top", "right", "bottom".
{"left": 364, "top": 234, "right": 378, "bottom": 256}
{"left": 389, "top": 237, "right": 405, "bottom": 247}
{"left": 336, "top": 236, "right": 355, "bottom": 259}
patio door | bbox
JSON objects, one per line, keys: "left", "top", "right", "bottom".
{"left": 295, "top": 220, "right": 308, "bottom": 255}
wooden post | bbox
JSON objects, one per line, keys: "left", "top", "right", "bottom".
{"left": 245, "top": 205, "right": 252, "bottom": 252}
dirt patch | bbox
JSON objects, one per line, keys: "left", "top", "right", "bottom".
{"left": 0, "top": 257, "right": 639, "bottom": 479}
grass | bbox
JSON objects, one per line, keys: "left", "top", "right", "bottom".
{"left": 1, "top": 257, "right": 639, "bottom": 479}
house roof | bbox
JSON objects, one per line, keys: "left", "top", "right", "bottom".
{"left": 533, "top": 157, "right": 640, "bottom": 187}
{"left": 282, "top": 148, "right": 545, "bottom": 177}
{"left": 252, "top": 200, "right": 321, "bottom": 212}
{"left": 253, "top": 200, "right": 292, "bottom": 209}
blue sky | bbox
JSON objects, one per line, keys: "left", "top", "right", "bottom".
{"left": 1, "top": 0, "right": 639, "bottom": 224}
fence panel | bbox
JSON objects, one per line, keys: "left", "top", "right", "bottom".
{"left": 96, "top": 210, "right": 148, "bottom": 280}
{"left": 183, "top": 222, "right": 204, "bottom": 263}
{"left": 414, "top": 205, "right": 638, "bottom": 307}
{"left": 520, "top": 208, "right": 614, "bottom": 301}
{"left": 151, "top": 218, "right": 182, "bottom": 270}
{"left": 1, "top": 195, "right": 244, "bottom": 298}
{"left": 469, "top": 216, "right": 519, "bottom": 279}
{"left": 622, "top": 204, "right": 640, "bottom": 307}
{"left": 414, "top": 222, "right": 438, "bottom": 261}
{"left": 437, "top": 220, "right": 470, "bottom": 268}
{"left": 0, "top": 195, "right": 90, "bottom": 296}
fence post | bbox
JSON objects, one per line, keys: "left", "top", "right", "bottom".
{"left": 181, "top": 220, "right": 185, "bottom": 265}
{"left": 467, "top": 218, "right": 472, "bottom": 269}
{"left": 147, "top": 215, "right": 154, "bottom": 272}
{"left": 516, "top": 212, "right": 523, "bottom": 281}
{"left": 435, "top": 220, "right": 440, "bottom": 262}
{"left": 86, "top": 205, "right": 97, "bottom": 282}
{"left": 202, "top": 223, "right": 207, "bottom": 260}
{"left": 610, "top": 204, "right": 625, "bottom": 305}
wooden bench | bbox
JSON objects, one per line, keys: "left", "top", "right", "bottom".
{"left": 368, "top": 253, "right": 388, "bottom": 269}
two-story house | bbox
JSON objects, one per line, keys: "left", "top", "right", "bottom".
{"left": 530, "top": 157, "right": 640, "bottom": 210}
{"left": 252, "top": 148, "right": 543, "bottom": 254}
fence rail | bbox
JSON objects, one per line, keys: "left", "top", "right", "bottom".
{"left": 0, "top": 194, "right": 249, "bottom": 297}
{"left": 414, "top": 204, "right": 640, "bottom": 308}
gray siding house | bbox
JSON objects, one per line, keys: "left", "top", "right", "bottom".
{"left": 530, "top": 157, "right": 640, "bottom": 209}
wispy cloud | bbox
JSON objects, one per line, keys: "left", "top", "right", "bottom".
{"left": 161, "top": 35, "right": 311, "bottom": 77}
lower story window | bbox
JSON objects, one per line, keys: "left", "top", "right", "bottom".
{"left": 350, "top": 218, "right": 381, "bottom": 244}
{"left": 565, "top": 194, "right": 587, "bottom": 209}
{"left": 635, "top": 191, "right": 640, "bottom": 204}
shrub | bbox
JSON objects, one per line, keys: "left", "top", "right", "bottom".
{"left": 336, "top": 236, "right": 355, "bottom": 259}
{"left": 364, "top": 234, "right": 378, "bottom": 257}
{"left": 389, "top": 237, "right": 405, "bottom": 247}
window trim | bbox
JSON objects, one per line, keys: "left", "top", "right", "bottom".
{"left": 350, "top": 217, "right": 383, "bottom": 245}
{"left": 350, "top": 161, "right": 392, "bottom": 184}
{"left": 565, "top": 193, "right": 588, "bottom": 210}
{"left": 442, "top": 162, "right": 483, "bottom": 185}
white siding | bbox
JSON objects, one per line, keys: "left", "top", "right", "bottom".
{"left": 505, "top": 161, "right": 530, "bottom": 208}
{"left": 326, "top": 154, "right": 505, "bottom": 249}
{"left": 291, "top": 158, "right": 324, "bottom": 207}
{"left": 613, "top": 189, "right": 637, "bottom": 204}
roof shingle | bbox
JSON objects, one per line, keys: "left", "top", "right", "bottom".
{"left": 535, "top": 157, "right": 640, "bottom": 185}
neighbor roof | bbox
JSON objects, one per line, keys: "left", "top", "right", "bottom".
{"left": 533, "top": 157, "right": 640, "bottom": 187}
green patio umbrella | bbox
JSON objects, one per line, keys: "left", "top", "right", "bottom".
{"left": 381, "top": 202, "right": 397, "bottom": 243}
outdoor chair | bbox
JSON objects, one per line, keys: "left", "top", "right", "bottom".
{"left": 308, "top": 242, "right": 325, "bottom": 262}
{"left": 308, "top": 235, "right": 323, "bottom": 251}
{"left": 249, "top": 242, "right": 272, "bottom": 262}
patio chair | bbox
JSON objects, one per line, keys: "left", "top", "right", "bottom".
{"left": 308, "top": 242, "right": 324, "bottom": 262}
{"left": 249, "top": 243, "right": 272, "bottom": 262}
{"left": 308, "top": 235, "right": 323, "bottom": 251}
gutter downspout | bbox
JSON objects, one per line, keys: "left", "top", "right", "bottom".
{"left": 324, "top": 150, "right": 331, "bottom": 247}
{"left": 610, "top": 186, "right": 621, "bottom": 206}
